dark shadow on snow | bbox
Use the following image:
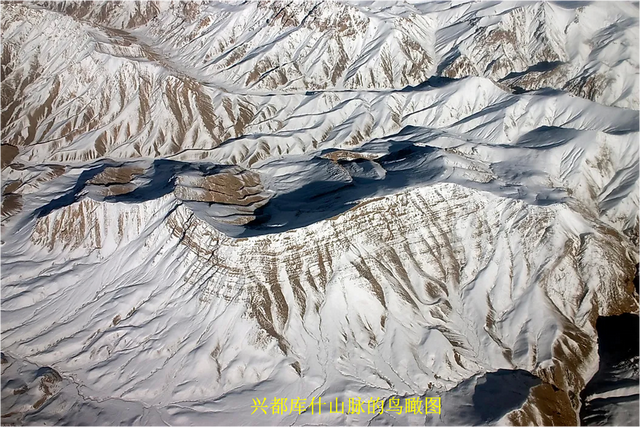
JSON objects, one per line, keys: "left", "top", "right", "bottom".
{"left": 472, "top": 369, "right": 541, "bottom": 424}
{"left": 431, "top": 368, "right": 541, "bottom": 426}
{"left": 24, "top": 130, "right": 574, "bottom": 238}
{"left": 580, "top": 312, "right": 639, "bottom": 425}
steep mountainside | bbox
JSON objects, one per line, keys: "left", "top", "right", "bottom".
{"left": 1, "top": 1, "right": 638, "bottom": 425}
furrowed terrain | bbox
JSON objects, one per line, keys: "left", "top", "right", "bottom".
{"left": 1, "top": 1, "right": 638, "bottom": 425}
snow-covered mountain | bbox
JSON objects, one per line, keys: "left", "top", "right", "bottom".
{"left": 1, "top": 1, "right": 638, "bottom": 425}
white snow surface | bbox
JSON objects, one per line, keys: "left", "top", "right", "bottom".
{"left": 1, "top": 1, "right": 639, "bottom": 425}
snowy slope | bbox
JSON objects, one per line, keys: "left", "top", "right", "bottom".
{"left": 1, "top": 1, "right": 638, "bottom": 425}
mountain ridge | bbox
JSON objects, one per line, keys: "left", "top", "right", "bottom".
{"left": 1, "top": 1, "right": 638, "bottom": 425}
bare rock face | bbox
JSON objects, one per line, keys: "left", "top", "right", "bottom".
{"left": 1, "top": 1, "right": 638, "bottom": 425}
{"left": 0, "top": 354, "right": 67, "bottom": 425}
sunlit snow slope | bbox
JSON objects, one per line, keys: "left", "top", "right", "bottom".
{"left": 1, "top": 1, "right": 639, "bottom": 425}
